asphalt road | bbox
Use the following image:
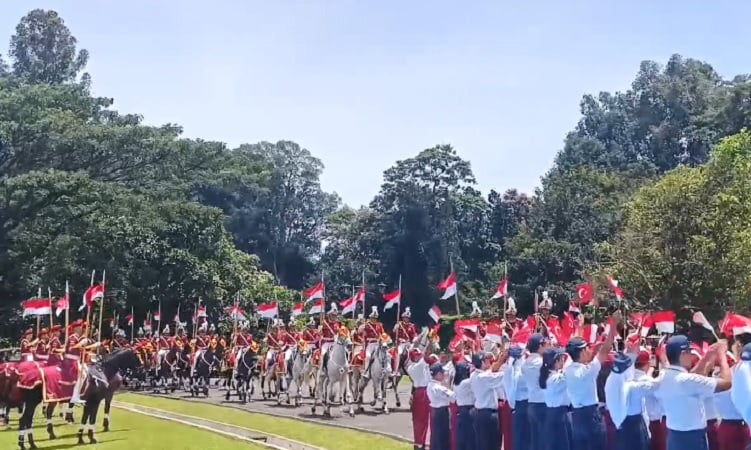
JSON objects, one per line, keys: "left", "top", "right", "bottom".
{"left": 138, "top": 379, "right": 416, "bottom": 442}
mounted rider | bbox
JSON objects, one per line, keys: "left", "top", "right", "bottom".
{"left": 155, "top": 325, "right": 171, "bottom": 366}
{"left": 67, "top": 319, "right": 101, "bottom": 404}
{"left": 190, "top": 321, "right": 210, "bottom": 375}
{"left": 301, "top": 317, "right": 320, "bottom": 349}
{"left": 33, "top": 327, "right": 50, "bottom": 363}
{"left": 20, "top": 328, "right": 34, "bottom": 361}
{"left": 393, "top": 306, "right": 417, "bottom": 364}
{"left": 47, "top": 325, "right": 63, "bottom": 365}
{"left": 537, "top": 291, "right": 556, "bottom": 335}
{"left": 503, "top": 297, "right": 525, "bottom": 336}
{"left": 319, "top": 302, "right": 342, "bottom": 372}
{"left": 281, "top": 319, "right": 299, "bottom": 370}
{"left": 361, "top": 306, "right": 385, "bottom": 378}
{"left": 263, "top": 319, "right": 285, "bottom": 371}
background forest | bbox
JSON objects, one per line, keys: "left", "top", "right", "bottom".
{"left": 2, "top": 9, "right": 751, "bottom": 339}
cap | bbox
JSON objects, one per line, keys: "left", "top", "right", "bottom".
{"left": 741, "top": 343, "right": 751, "bottom": 361}
{"left": 23, "top": 328, "right": 33, "bottom": 336}
{"left": 429, "top": 363, "right": 444, "bottom": 377}
{"left": 635, "top": 349, "right": 651, "bottom": 366}
{"left": 542, "top": 347, "right": 565, "bottom": 367}
{"left": 472, "top": 352, "right": 486, "bottom": 369}
{"left": 527, "top": 333, "right": 548, "bottom": 352}
{"left": 508, "top": 345, "right": 523, "bottom": 360}
{"left": 665, "top": 335, "right": 691, "bottom": 361}
{"left": 565, "top": 336, "right": 588, "bottom": 355}
{"left": 454, "top": 361, "right": 470, "bottom": 380}
{"left": 611, "top": 352, "right": 634, "bottom": 374}
{"left": 50, "top": 325, "right": 62, "bottom": 333}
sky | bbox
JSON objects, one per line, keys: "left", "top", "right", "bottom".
{"left": 1, "top": 1, "right": 750, "bottom": 208}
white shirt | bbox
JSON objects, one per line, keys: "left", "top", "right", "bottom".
{"left": 442, "top": 361, "right": 455, "bottom": 388}
{"left": 704, "top": 395, "right": 718, "bottom": 421}
{"left": 543, "top": 371, "right": 570, "bottom": 407}
{"left": 454, "top": 377, "right": 475, "bottom": 406}
{"left": 564, "top": 358, "right": 602, "bottom": 408}
{"left": 428, "top": 379, "right": 455, "bottom": 408}
{"left": 471, "top": 369, "right": 505, "bottom": 410}
{"left": 625, "top": 372, "right": 659, "bottom": 417}
{"left": 407, "top": 359, "right": 430, "bottom": 388}
{"left": 636, "top": 369, "right": 664, "bottom": 421}
{"left": 504, "top": 357, "right": 526, "bottom": 407}
{"left": 655, "top": 365, "right": 718, "bottom": 431}
{"left": 522, "top": 353, "right": 545, "bottom": 403}
{"left": 715, "top": 390, "right": 742, "bottom": 420}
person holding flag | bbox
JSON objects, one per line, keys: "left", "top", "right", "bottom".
{"left": 319, "top": 303, "right": 341, "bottom": 374}
{"left": 394, "top": 307, "right": 418, "bottom": 369}
{"left": 361, "top": 306, "right": 385, "bottom": 379}
{"left": 47, "top": 325, "right": 63, "bottom": 365}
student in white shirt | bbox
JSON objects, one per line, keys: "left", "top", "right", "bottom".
{"left": 407, "top": 348, "right": 433, "bottom": 450}
{"left": 504, "top": 345, "right": 528, "bottom": 450}
{"left": 655, "top": 335, "right": 731, "bottom": 450}
{"left": 471, "top": 351, "right": 505, "bottom": 450}
{"left": 452, "top": 361, "right": 475, "bottom": 450}
{"left": 564, "top": 311, "right": 620, "bottom": 450}
{"left": 605, "top": 351, "right": 657, "bottom": 450}
{"left": 522, "top": 333, "right": 549, "bottom": 450}
{"left": 539, "top": 346, "right": 572, "bottom": 450}
{"left": 428, "top": 363, "right": 455, "bottom": 450}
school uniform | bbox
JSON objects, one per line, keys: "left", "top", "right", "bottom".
{"left": 564, "top": 357, "right": 608, "bottom": 450}
{"left": 731, "top": 345, "right": 751, "bottom": 450}
{"left": 428, "top": 377, "right": 455, "bottom": 450}
{"left": 471, "top": 368, "right": 504, "bottom": 450}
{"left": 543, "top": 370, "right": 572, "bottom": 450}
{"left": 522, "top": 353, "right": 546, "bottom": 450}
{"left": 643, "top": 371, "right": 666, "bottom": 450}
{"left": 704, "top": 393, "right": 719, "bottom": 450}
{"left": 605, "top": 358, "right": 656, "bottom": 450}
{"left": 455, "top": 376, "right": 476, "bottom": 450}
{"left": 715, "top": 389, "right": 749, "bottom": 450}
{"left": 408, "top": 358, "right": 431, "bottom": 449}
{"left": 506, "top": 354, "right": 528, "bottom": 450}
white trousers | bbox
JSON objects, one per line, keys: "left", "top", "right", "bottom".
{"left": 264, "top": 350, "right": 276, "bottom": 368}
{"left": 320, "top": 341, "right": 333, "bottom": 357}
{"left": 365, "top": 342, "right": 379, "bottom": 360}
{"left": 191, "top": 349, "right": 206, "bottom": 374}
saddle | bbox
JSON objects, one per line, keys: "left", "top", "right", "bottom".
{"left": 274, "top": 353, "right": 286, "bottom": 375}
{"left": 351, "top": 349, "right": 366, "bottom": 367}
{"left": 311, "top": 349, "right": 321, "bottom": 367}
{"left": 86, "top": 364, "right": 109, "bottom": 388}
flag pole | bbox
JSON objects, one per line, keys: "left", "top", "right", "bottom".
{"left": 85, "top": 270, "right": 95, "bottom": 339}
{"left": 502, "top": 261, "right": 508, "bottom": 322}
{"left": 397, "top": 274, "right": 402, "bottom": 320}
{"left": 130, "top": 306, "right": 134, "bottom": 342}
{"left": 351, "top": 284, "right": 356, "bottom": 318}
{"left": 451, "top": 258, "right": 461, "bottom": 316}
{"left": 64, "top": 281, "right": 70, "bottom": 345}
{"left": 36, "top": 287, "right": 42, "bottom": 336}
{"left": 193, "top": 299, "right": 198, "bottom": 337}
{"left": 97, "top": 270, "right": 106, "bottom": 343}
{"left": 48, "top": 287, "right": 54, "bottom": 328}
{"left": 394, "top": 274, "right": 403, "bottom": 374}
{"left": 361, "top": 270, "right": 366, "bottom": 317}
{"left": 157, "top": 300, "right": 162, "bottom": 335}
{"left": 232, "top": 293, "right": 239, "bottom": 339}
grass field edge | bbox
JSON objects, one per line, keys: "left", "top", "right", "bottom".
{"left": 119, "top": 391, "right": 413, "bottom": 444}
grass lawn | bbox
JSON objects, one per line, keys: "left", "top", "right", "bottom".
{"left": 0, "top": 407, "right": 266, "bottom": 450}
{"left": 117, "top": 393, "right": 412, "bottom": 450}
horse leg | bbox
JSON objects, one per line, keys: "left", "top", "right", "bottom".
{"left": 77, "top": 401, "right": 89, "bottom": 445}
{"left": 393, "top": 374, "right": 402, "bottom": 407}
{"left": 87, "top": 399, "right": 102, "bottom": 443}
{"left": 102, "top": 391, "right": 113, "bottom": 431}
{"left": 46, "top": 402, "right": 57, "bottom": 439}
{"left": 65, "top": 401, "right": 75, "bottom": 423}
{"left": 18, "top": 398, "right": 37, "bottom": 450}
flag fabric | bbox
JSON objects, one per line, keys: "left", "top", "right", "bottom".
{"left": 383, "top": 290, "right": 401, "bottom": 310}
{"left": 576, "top": 283, "right": 595, "bottom": 305}
{"left": 340, "top": 297, "right": 356, "bottom": 315}
{"left": 79, "top": 284, "right": 104, "bottom": 311}
{"left": 720, "top": 312, "right": 751, "bottom": 336}
{"left": 55, "top": 294, "right": 69, "bottom": 317}
{"left": 511, "top": 327, "right": 531, "bottom": 347}
{"left": 484, "top": 323, "right": 504, "bottom": 344}
{"left": 304, "top": 282, "right": 325, "bottom": 303}
{"left": 22, "top": 298, "right": 52, "bottom": 317}
{"left": 438, "top": 273, "right": 457, "bottom": 300}
{"left": 607, "top": 276, "right": 624, "bottom": 300}
{"left": 291, "top": 303, "right": 304, "bottom": 317}
{"left": 225, "top": 305, "right": 247, "bottom": 321}
{"left": 653, "top": 311, "right": 676, "bottom": 334}
{"left": 454, "top": 318, "right": 480, "bottom": 333}
{"left": 308, "top": 299, "right": 324, "bottom": 315}
{"left": 582, "top": 324, "right": 598, "bottom": 343}
{"left": 126, "top": 314, "right": 134, "bottom": 326}
{"left": 428, "top": 305, "right": 442, "bottom": 323}
{"left": 692, "top": 311, "right": 714, "bottom": 332}
{"left": 153, "top": 311, "right": 161, "bottom": 322}
{"left": 196, "top": 306, "right": 207, "bottom": 318}
{"left": 143, "top": 318, "right": 152, "bottom": 331}
{"left": 491, "top": 278, "right": 508, "bottom": 299}
{"left": 631, "top": 312, "right": 654, "bottom": 337}
{"left": 257, "top": 301, "right": 278, "bottom": 319}
{"left": 568, "top": 301, "right": 580, "bottom": 314}
{"left": 354, "top": 287, "right": 366, "bottom": 303}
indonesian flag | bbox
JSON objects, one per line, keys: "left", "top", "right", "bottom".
{"left": 126, "top": 314, "right": 134, "bottom": 326}
{"left": 607, "top": 276, "right": 623, "bottom": 300}
{"left": 196, "top": 305, "right": 207, "bottom": 318}
{"left": 143, "top": 318, "right": 152, "bottom": 331}
{"left": 304, "top": 282, "right": 325, "bottom": 303}
{"left": 153, "top": 311, "right": 161, "bottom": 322}
{"left": 692, "top": 311, "right": 714, "bottom": 333}
{"left": 173, "top": 309, "right": 181, "bottom": 323}
{"left": 455, "top": 318, "right": 480, "bottom": 333}
{"left": 576, "top": 283, "right": 594, "bottom": 305}
{"left": 291, "top": 303, "right": 304, "bottom": 317}
{"left": 383, "top": 290, "right": 401, "bottom": 310}
{"left": 720, "top": 312, "right": 751, "bottom": 336}
{"left": 491, "top": 278, "right": 508, "bottom": 299}
{"left": 79, "top": 284, "right": 104, "bottom": 311}
{"left": 568, "top": 301, "right": 580, "bottom": 314}
{"left": 225, "top": 305, "right": 246, "bottom": 321}
{"left": 308, "top": 299, "right": 324, "bottom": 315}
{"left": 55, "top": 292, "right": 69, "bottom": 317}
{"left": 428, "top": 305, "right": 442, "bottom": 323}
{"left": 511, "top": 327, "right": 531, "bottom": 347}
{"left": 484, "top": 323, "right": 504, "bottom": 344}
{"left": 22, "top": 298, "right": 52, "bottom": 317}
{"left": 354, "top": 287, "right": 365, "bottom": 303}
{"left": 438, "top": 273, "right": 457, "bottom": 300}
{"left": 340, "top": 297, "right": 356, "bottom": 315}
{"left": 582, "top": 324, "right": 599, "bottom": 343}
{"left": 653, "top": 311, "right": 676, "bottom": 334}
{"left": 257, "top": 301, "right": 278, "bottom": 319}
{"left": 631, "top": 312, "right": 654, "bottom": 337}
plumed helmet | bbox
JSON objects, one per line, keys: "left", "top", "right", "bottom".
{"left": 539, "top": 291, "right": 553, "bottom": 309}
{"left": 471, "top": 301, "right": 482, "bottom": 316}
{"left": 506, "top": 297, "right": 517, "bottom": 314}
{"left": 328, "top": 302, "right": 338, "bottom": 314}
{"left": 307, "top": 317, "right": 316, "bottom": 327}
{"left": 369, "top": 306, "right": 379, "bottom": 318}
{"left": 401, "top": 307, "right": 411, "bottom": 318}
{"left": 163, "top": 325, "right": 170, "bottom": 334}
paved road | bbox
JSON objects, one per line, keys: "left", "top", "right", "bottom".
{"left": 135, "top": 380, "right": 415, "bottom": 442}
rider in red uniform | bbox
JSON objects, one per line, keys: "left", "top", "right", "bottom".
{"left": 361, "top": 306, "right": 385, "bottom": 378}
{"left": 320, "top": 303, "right": 341, "bottom": 372}
{"left": 302, "top": 318, "right": 320, "bottom": 347}
{"left": 263, "top": 320, "right": 284, "bottom": 371}
{"left": 47, "top": 325, "right": 63, "bottom": 365}
{"left": 20, "top": 328, "right": 34, "bottom": 361}
{"left": 33, "top": 327, "right": 50, "bottom": 363}
{"left": 393, "top": 306, "right": 417, "bottom": 374}
{"left": 503, "top": 297, "right": 525, "bottom": 336}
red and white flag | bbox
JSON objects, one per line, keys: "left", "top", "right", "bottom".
{"left": 568, "top": 301, "right": 580, "bottom": 314}
{"left": 225, "top": 305, "right": 246, "bottom": 321}
{"left": 576, "top": 283, "right": 595, "bottom": 305}
{"left": 79, "top": 283, "right": 104, "bottom": 311}
{"left": 491, "top": 278, "right": 508, "bottom": 299}
{"left": 196, "top": 305, "right": 207, "bottom": 318}
{"left": 720, "top": 312, "right": 751, "bottom": 336}
{"left": 22, "top": 298, "right": 52, "bottom": 317}
{"left": 631, "top": 312, "right": 654, "bottom": 337}
{"left": 291, "top": 303, "right": 304, "bottom": 317}
{"left": 340, "top": 297, "right": 356, "bottom": 315}
{"left": 484, "top": 323, "right": 504, "bottom": 344}
{"left": 607, "top": 275, "right": 624, "bottom": 300}
{"left": 653, "top": 311, "right": 675, "bottom": 334}
{"left": 55, "top": 284, "right": 70, "bottom": 317}
{"left": 153, "top": 311, "right": 161, "bottom": 322}
{"left": 383, "top": 290, "right": 401, "bottom": 310}
{"left": 304, "top": 282, "right": 325, "bottom": 303}
{"left": 354, "top": 286, "right": 366, "bottom": 303}
{"left": 143, "top": 317, "right": 152, "bottom": 331}
{"left": 582, "top": 324, "right": 598, "bottom": 343}
{"left": 438, "top": 273, "right": 457, "bottom": 300}
{"left": 257, "top": 301, "right": 278, "bottom": 319}
{"left": 308, "top": 299, "right": 325, "bottom": 315}
{"left": 126, "top": 314, "right": 134, "bottom": 326}
{"left": 428, "top": 305, "right": 442, "bottom": 323}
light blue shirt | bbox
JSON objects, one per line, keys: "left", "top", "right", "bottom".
{"left": 471, "top": 369, "right": 505, "bottom": 410}
{"left": 454, "top": 378, "right": 475, "bottom": 406}
{"left": 654, "top": 365, "right": 718, "bottom": 431}
{"left": 563, "top": 358, "right": 601, "bottom": 408}
{"left": 543, "top": 371, "right": 570, "bottom": 407}
{"left": 504, "top": 357, "right": 527, "bottom": 407}
{"left": 428, "top": 379, "right": 455, "bottom": 408}
{"left": 522, "top": 353, "right": 545, "bottom": 403}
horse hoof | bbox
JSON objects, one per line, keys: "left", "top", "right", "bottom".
{"left": 369, "top": 401, "right": 376, "bottom": 407}
{"left": 396, "top": 401, "right": 401, "bottom": 407}
{"left": 18, "top": 444, "right": 25, "bottom": 450}
{"left": 47, "top": 424, "right": 56, "bottom": 439}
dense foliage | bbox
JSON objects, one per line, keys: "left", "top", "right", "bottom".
{"left": 3, "top": 9, "right": 751, "bottom": 339}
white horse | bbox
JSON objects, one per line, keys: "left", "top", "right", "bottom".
{"left": 353, "top": 334, "right": 391, "bottom": 414}
{"left": 391, "top": 327, "right": 439, "bottom": 407}
{"left": 289, "top": 341, "right": 311, "bottom": 406}
{"left": 311, "top": 328, "right": 354, "bottom": 417}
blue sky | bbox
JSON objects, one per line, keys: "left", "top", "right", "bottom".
{"left": 1, "top": 1, "right": 750, "bottom": 207}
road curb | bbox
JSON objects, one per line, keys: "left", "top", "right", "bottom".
{"left": 123, "top": 391, "right": 413, "bottom": 444}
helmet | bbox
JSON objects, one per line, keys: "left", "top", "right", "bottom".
{"left": 163, "top": 325, "right": 170, "bottom": 334}
{"left": 470, "top": 301, "right": 482, "bottom": 316}
{"left": 369, "top": 306, "right": 379, "bottom": 319}
{"left": 328, "top": 302, "right": 338, "bottom": 315}
{"left": 505, "top": 297, "right": 517, "bottom": 315}
{"left": 401, "top": 307, "right": 411, "bottom": 319}
{"left": 539, "top": 291, "right": 553, "bottom": 309}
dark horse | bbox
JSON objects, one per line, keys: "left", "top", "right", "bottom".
{"left": 156, "top": 343, "right": 190, "bottom": 393}
{"left": 224, "top": 347, "right": 259, "bottom": 403}
{"left": 190, "top": 345, "right": 222, "bottom": 397}
{"left": 16, "top": 348, "right": 142, "bottom": 449}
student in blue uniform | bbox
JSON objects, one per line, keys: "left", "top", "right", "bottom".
{"left": 471, "top": 352, "right": 505, "bottom": 450}
{"left": 605, "top": 351, "right": 657, "bottom": 450}
{"left": 655, "top": 335, "right": 732, "bottom": 450}
{"left": 453, "top": 361, "right": 476, "bottom": 450}
{"left": 564, "top": 311, "right": 620, "bottom": 450}
{"left": 539, "top": 346, "right": 572, "bottom": 450}
{"left": 504, "top": 345, "right": 528, "bottom": 450}
{"left": 522, "top": 333, "right": 549, "bottom": 450}
{"left": 428, "top": 362, "right": 454, "bottom": 450}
